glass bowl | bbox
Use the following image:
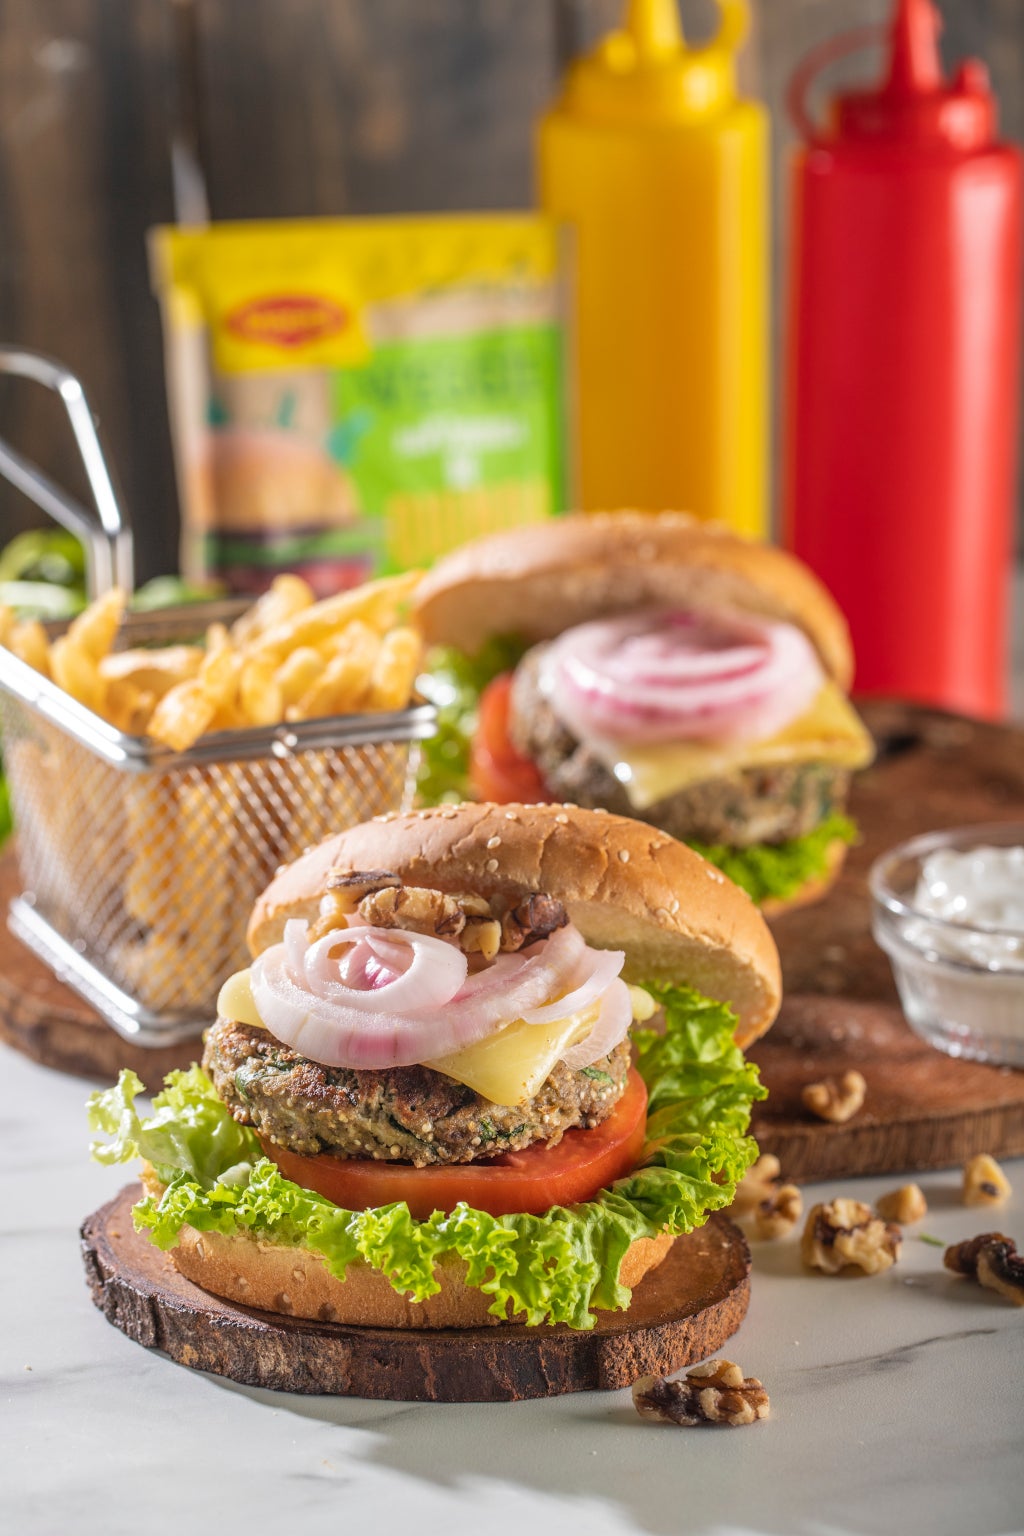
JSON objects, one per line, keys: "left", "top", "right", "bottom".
{"left": 870, "top": 823, "right": 1024, "bottom": 1068}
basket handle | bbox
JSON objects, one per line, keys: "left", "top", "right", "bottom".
{"left": 0, "top": 347, "right": 134, "bottom": 598}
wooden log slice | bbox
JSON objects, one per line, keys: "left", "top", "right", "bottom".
{"left": 0, "top": 849, "right": 204, "bottom": 1086}
{"left": 748, "top": 995, "right": 1024, "bottom": 1182}
{"left": 753, "top": 699, "right": 1024, "bottom": 1179}
{"left": 81, "top": 1185, "right": 751, "bottom": 1403}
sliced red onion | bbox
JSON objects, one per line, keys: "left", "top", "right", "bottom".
{"left": 248, "top": 919, "right": 622, "bottom": 1072}
{"left": 559, "top": 979, "right": 634, "bottom": 1069}
{"left": 541, "top": 608, "right": 824, "bottom": 747}
{"left": 520, "top": 945, "right": 624, "bottom": 1025}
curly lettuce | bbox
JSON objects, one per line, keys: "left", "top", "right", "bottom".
{"left": 688, "top": 813, "right": 856, "bottom": 907}
{"left": 88, "top": 983, "right": 764, "bottom": 1331}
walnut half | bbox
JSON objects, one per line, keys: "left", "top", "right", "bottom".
{"left": 753, "top": 1183, "right": 803, "bottom": 1241}
{"left": 944, "top": 1232, "right": 1024, "bottom": 1307}
{"left": 801, "top": 1070, "right": 867, "bottom": 1124}
{"left": 801, "top": 1198, "right": 901, "bottom": 1275}
{"left": 632, "top": 1360, "right": 769, "bottom": 1427}
{"left": 731, "top": 1153, "right": 781, "bottom": 1216}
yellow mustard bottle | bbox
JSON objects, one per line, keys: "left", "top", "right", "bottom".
{"left": 537, "top": 0, "right": 768, "bottom": 537}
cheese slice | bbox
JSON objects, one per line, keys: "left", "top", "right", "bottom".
{"left": 597, "top": 681, "right": 875, "bottom": 811}
{"left": 217, "top": 968, "right": 265, "bottom": 1029}
{"left": 424, "top": 1005, "right": 597, "bottom": 1108}
{"left": 216, "top": 971, "right": 637, "bottom": 1109}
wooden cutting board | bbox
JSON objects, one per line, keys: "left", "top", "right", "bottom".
{"left": 81, "top": 1186, "right": 750, "bottom": 1402}
{"left": 752, "top": 699, "right": 1024, "bottom": 1179}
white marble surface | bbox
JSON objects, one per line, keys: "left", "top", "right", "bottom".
{"left": 1, "top": 1043, "right": 1021, "bottom": 1536}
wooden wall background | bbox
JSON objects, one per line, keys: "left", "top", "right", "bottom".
{"left": 0, "top": 0, "right": 1021, "bottom": 582}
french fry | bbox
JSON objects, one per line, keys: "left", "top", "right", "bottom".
{"left": 105, "top": 677, "right": 157, "bottom": 735}
{"left": 147, "top": 678, "right": 217, "bottom": 751}
{"left": 363, "top": 625, "right": 422, "bottom": 711}
{"left": 9, "top": 619, "right": 52, "bottom": 677}
{"left": 239, "top": 655, "right": 285, "bottom": 727}
{"left": 292, "top": 621, "right": 380, "bottom": 719}
{"left": 197, "top": 623, "right": 241, "bottom": 712}
{"left": 49, "top": 633, "right": 105, "bottom": 713}
{"left": 276, "top": 646, "right": 325, "bottom": 711}
{"left": 100, "top": 645, "right": 202, "bottom": 699}
{"left": 249, "top": 572, "right": 422, "bottom": 664}
{"left": 230, "top": 573, "right": 315, "bottom": 647}
{"left": 66, "top": 587, "right": 125, "bottom": 662}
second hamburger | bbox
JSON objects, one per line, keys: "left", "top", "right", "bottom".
{"left": 415, "top": 512, "right": 875, "bottom": 912}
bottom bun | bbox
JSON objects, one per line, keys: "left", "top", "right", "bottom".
{"left": 760, "top": 837, "right": 848, "bottom": 920}
{"left": 169, "top": 1222, "right": 674, "bottom": 1330}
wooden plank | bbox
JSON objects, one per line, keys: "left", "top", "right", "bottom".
{"left": 0, "top": 0, "right": 177, "bottom": 580}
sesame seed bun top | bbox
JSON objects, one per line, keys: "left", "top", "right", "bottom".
{"left": 247, "top": 801, "right": 781, "bottom": 1049}
{"left": 414, "top": 511, "right": 853, "bottom": 690}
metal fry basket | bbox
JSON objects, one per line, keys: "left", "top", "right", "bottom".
{"left": 0, "top": 349, "right": 434, "bottom": 1047}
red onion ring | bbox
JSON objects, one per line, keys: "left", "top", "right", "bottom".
{"left": 249, "top": 920, "right": 625, "bottom": 1072}
{"left": 559, "top": 979, "right": 634, "bottom": 1070}
{"left": 541, "top": 608, "right": 824, "bottom": 746}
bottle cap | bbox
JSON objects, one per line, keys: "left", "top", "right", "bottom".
{"left": 558, "top": 0, "right": 749, "bottom": 126}
{"left": 835, "top": 0, "right": 995, "bottom": 149}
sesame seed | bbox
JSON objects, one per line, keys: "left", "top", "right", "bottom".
{"left": 486, "top": 835, "right": 501, "bottom": 849}
{"left": 234, "top": 1275, "right": 249, "bottom": 1291}
{"left": 670, "top": 898, "right": 680, "bottom": 913}
{"left": 504, "top": 811, "right": 519, "bottom": 821}
{"left": 277, "top": 1292, "right": 293, "bottom": 1311}
{"left": 618, "top": 849, "right": 630, "bottom": 862}
{"left": 485, "top": 857, "right": 499, "bottom": 872}
{"left": 555, "top": 813, "right": 569, "bottom": 825}
{"left": 655, "top": 906, "right": 671, "bottom": 920}
{"left": 390, "top": 1145, "right": 400, "bottom": 1157}
{"left": 292, "top": 1267, "right": 306, "bottom": 1283}
{"left": 441, "top": 808, "right": 457, "bottom": 818}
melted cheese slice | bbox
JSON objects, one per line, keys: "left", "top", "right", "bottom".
{"left": 598, "top": 681, "right": 875, "bottom": 811}
{"left": 217, "top": 972, "right": 650, "bottom": 1109}
{"left": 424, "top": 1005, "right": 597, "bottom": 1107}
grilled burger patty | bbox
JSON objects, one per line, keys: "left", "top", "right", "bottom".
{"left": 508, "top": 644, "right": 851, "bottom": 848}
{"left": 205, "top": 1020, "right": 632, "bottom": 1168}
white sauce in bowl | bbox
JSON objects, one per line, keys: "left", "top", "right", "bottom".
{"left": 910, "top": 845, "right": 1024, "bottom": 971}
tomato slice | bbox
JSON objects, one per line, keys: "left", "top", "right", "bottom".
{"left": 469, "top": 672, "right": 551, "bottom": 804}
{"left": 256, "top": 1067, "right": 649, "bottom": 1220}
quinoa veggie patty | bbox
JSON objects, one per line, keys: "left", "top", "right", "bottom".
{"left": 204, "top": 1020, "right": 632, "bottom": 1168}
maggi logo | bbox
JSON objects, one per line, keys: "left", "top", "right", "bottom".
{"left": 225, "top": 294, "right": 347, "bottom": 348}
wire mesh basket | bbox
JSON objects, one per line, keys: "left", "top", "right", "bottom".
{"left": 0, "top": 350, "right": 435, "bottom": 1046}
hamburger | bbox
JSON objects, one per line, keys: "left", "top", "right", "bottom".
{"left": 90, "top": 801, "right": 777, "bottom": 1331}
{"left": 415, "top": 512, "right": 875, "bottom": 913}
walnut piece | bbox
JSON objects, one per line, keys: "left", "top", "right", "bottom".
{"left": 753, "top": 1183, "right": 803, "bottom": 1241}
{"left": 875, "top": 1183, "right": 928, "bottom": 1225}
{"left": 500, "top": 893, "right": 569, "bottom": 951}
{"left": 801, "top": 1197, "right": 901, "bottom": 1275}
{"left": 358, "top": 883, "right": 468, "bottom": 937}
{"left": 962, "top": 1154, "right": 1012, "bottom": 1207}
{"left": 944, "top": 1232, "right": 1024, "bottom": 1306}
{"left": 732, "top": 1153, "right": 782, "bottom": 1215}
{"left": 632, "top": 1360, "right": 769, "bottom": 1427}
{"left": 801, "top": 1070, "right": 867, "bottom": 1124}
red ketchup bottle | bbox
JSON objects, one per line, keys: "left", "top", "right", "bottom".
{"left": 783, "top": 0, "right": 1022, "bottom": 719}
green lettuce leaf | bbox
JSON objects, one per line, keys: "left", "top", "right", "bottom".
{"left": 688, "top": 813, "right": 857, "bottom": 906}
{"left": 415, "top": 636, "right": 527, "bottom": 805}
{"left": 88, "top": 984, "right": 764, "bottom": 1330}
